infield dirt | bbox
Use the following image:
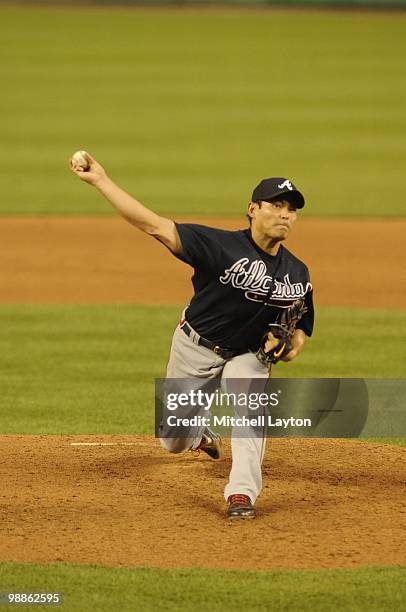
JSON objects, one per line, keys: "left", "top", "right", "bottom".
{"left": 0, "top": 217, "right": 404, "bottom": 308}
{"left": 0, "top": 436, "right": 405, "bottom": 571}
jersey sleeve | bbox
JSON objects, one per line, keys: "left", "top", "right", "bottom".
{"left": 296, "top": 288, "right": 314, "bottom": 337}
{"left": 173, "top": 223, "right": 224, "bottom": 269}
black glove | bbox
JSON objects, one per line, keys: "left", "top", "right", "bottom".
{"left": 256, "top": 299, "right": 308, "bottom": 367}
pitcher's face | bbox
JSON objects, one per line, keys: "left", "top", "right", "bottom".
{"left": 249, "top": 199, "right": 297, "bottom": 241}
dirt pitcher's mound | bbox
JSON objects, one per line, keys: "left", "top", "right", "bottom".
{"left": 0, "top": 436, "right": 404, "bottom": 571}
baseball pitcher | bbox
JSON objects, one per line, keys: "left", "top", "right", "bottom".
{"left": 70, "top": 152, "right": 314, "bottom": 519}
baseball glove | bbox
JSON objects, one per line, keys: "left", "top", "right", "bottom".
{"left": 256, "top": 299, "right": 308, "bottom": 367}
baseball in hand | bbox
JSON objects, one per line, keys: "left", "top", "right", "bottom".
{"left": 71, "top": 150, "right": 90, "bottom": 171}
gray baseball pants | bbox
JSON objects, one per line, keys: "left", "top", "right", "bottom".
{"left": 159, "top": 321, "right": 269, "bottom": 504}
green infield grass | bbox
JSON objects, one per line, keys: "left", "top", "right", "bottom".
{"left": 1, "top": 6, "right": 405, "bottom": 217}
{"left": 0, "top": 563, "right": 405, "bottom": 612}
{"left": 0, "top": 304, "right": 404, "bottom": 436}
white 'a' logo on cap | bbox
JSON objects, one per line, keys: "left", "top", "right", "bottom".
{"left": 278, "top": 180, "right": 293, "bottom": 190}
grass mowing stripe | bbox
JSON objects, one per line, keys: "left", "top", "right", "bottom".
{"left": 0, "top": 304, "right": 405, "bottom": 434}
{"left": 0, "top": 563, "right": 405, "bottom": 612}
{"left": 1, "top": 7, "right": 406, "bottom": 216}
{"left": 0, "top": 304, "right": 175, "bottom": 435}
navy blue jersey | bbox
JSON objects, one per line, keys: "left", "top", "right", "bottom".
{"left": 174, "top": 223, "right": 314, "bottom": 351}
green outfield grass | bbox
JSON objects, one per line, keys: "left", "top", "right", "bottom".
{"left": 0, "top": 563, "right": 405, "bottom": 612}
{"left": 1, "top": 6, "right": 405, "bottom": 217}
{"left": 0, "top": 304, "right": 404, "bottom": 435}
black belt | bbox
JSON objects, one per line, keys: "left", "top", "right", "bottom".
{"left": 180, "top": 320, "right": 241, "bottom": 360}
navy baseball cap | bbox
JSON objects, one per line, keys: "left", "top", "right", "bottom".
{"left": 252, "top": 177, "right": 305, "bottom": 209}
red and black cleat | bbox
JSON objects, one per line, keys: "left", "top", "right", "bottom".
{"left": 227, "top": 494, "right": 255, "bottom": 519}
{"left": 192, "top": 427, "right": 222, "bottom": 460}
